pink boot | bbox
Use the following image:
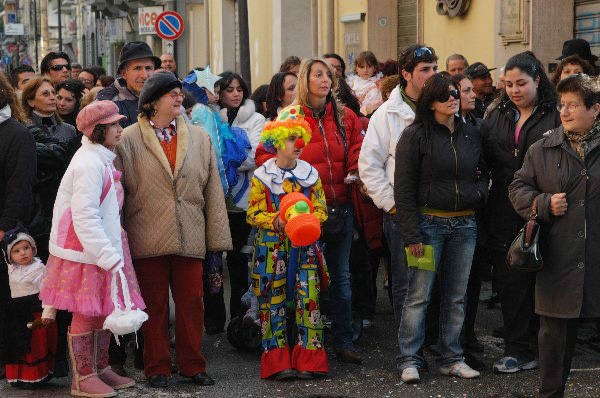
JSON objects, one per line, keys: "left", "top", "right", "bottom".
{"left": 68, "top": 329, "right": 116, "bottom": 398}
{"left": 95, "top": 329, "right": 135, "bottom": 389}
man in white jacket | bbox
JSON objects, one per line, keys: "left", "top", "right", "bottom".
{"left": 358, "top": 44, "right": 438, "bottom": 324}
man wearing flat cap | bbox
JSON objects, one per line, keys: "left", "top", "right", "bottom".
{"left": 465, "top": 62, "right": 497, "bottom": 119}
{"left": 98, "top": 41, "right": 161, "bottom": 128}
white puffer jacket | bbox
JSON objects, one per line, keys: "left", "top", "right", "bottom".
{"left": 219, "top": 99, "right": 266, "bottom": 210}
{"left": 358, "top": 86, "right": 415, "bottom": 212}
{"left": 48, "top": 137, "right": 123, "bottom": 272}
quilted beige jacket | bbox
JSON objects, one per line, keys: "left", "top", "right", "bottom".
{"left": 115, "top": 115, "right": 232, "bottom": 259}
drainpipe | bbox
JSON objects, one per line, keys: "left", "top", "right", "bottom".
{"left": 311, "top": 0, "right": 318, "bottom": 57}
{"left": 238, "top": 0, "right": 251, "bottom": 88}
{"left": 325, "top": 0, "right": 334, "bottom": 54}
{"left": 204, "top": 0, "right": 210, "bottom": 66}
{"left": 58, "top": 0, "right": 62, "bottom": 52}
{"left": 33, "top": 0, "right": 39, "bottom": 68}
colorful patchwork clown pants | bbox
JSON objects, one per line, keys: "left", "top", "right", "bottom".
{"left": 251, "top": 229, "right": 329, "bottom": 379}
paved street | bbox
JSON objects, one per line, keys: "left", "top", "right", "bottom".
{"left": 2, "top": 275, "right": 600, "bottom": 398}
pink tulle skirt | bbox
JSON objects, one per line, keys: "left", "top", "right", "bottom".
{"left": 40, "top": 231, "right": 146, "bottom": 317}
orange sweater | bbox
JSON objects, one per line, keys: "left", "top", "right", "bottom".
{"left": 159, "top": 135, "right": 178, "bottom": 173}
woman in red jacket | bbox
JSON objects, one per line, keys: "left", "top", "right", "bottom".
{"left": 255, "top": 57, "right": 365, "bottom": 363}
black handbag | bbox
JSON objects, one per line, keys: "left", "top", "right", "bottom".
{"left": 507, "top": 199, "right": 543, "bottom": 272}
{"left": 321, "top": 205, "right": 348, "bottom": 243}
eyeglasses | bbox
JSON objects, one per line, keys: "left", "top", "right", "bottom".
{"left": 437, "top": 89, "right": 460, "bottom": 103}
{"left": 78, "top": 78, "right": 93, "bottom": 85}
{"left": 164, "top": 91, "right": 185, "bottom": 100}
{"left": 414, "top": 47, "right": 433, "bottom": 58}
{"left": 50, "top": 64, "right": 72, "bottom": 71}
{"left": 557, "top": 103, "right": 585, "bottom": 113}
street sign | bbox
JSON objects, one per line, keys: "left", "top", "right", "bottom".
{"left": 5, "top": 23, "right": 24, "bottom": 36}
{"left": 2, "top": 56, "right": 11, "bottom": 65}
{"left": 155, "top": 11, "right": 184, "bottom": 41}
{"left": 7, "top": 44, "right": 17, "bottom": 54}
{"left": 138, "top": 6, "right": 163, "bottom": 35}
{"left": 7, "top": 11, "right": 17, "bottom": 23}
{"left": 165, "top": 41, "right": 174, "bottom": 55}
{"left": 22, "top": 56, "right": 32, "bottom": 66}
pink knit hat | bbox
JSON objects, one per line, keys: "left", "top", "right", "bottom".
{"left": 76, "top": 100, "right": 126, "bottom": 138}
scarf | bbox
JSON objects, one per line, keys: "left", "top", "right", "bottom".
{"left": 400, "top": 86, "right": 417, "bottom": 113}
{"left": 0, "top": 104, "right": 11, "bottom": 124}
{"left": 564, "top": 120, "right": 600, "bottom": 159}
{"left": 150, "top": 119, "right": 177, "bottom": 143}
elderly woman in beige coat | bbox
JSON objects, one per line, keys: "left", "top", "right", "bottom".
{"left": 115, "top": 72, "right": 232, "bottom": 388}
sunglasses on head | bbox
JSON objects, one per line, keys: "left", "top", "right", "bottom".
{"left": 414, "top": 47, "right": 433, "bottom": 58}
{"left": 50, "top": 64, "right": 72, "bottom": 71}
{"left": 437, "top": 89, "right": 460, "bottom": 103}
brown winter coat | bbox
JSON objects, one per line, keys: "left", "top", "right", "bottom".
{"left": 509, "top": 126, "right": 600, "bottom": 318}
{"left": 115, "top": 115, "right": 233, "bottom": 260}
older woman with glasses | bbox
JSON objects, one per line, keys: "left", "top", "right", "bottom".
{"left": 115, "top": 72, "right": 232, "bottom": 388}
{"left": 509, "top": 74, "right": 600, "bottom": 398}
{"left": 394, "top": 73, "right": 488, "bottom": 383}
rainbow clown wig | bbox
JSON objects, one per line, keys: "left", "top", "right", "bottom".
{"left": 261, "top": 105, "right": 312, "bottom": 153}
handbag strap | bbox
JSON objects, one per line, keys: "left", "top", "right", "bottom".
{"left": 530, "top": 197, "right": 538, "bottom": 220}
{"left": 110, "top": 268, "right": 134, "bottom": 312}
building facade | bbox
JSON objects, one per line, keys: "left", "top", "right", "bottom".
{"left": 4, "top": 1, "right": 597, "bottom": 88}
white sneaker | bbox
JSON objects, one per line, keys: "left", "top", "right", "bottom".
{"left": 401, "top": 367, "right": 420, "bottom": 383}
{"left": 439, "top": 361, "right": 480, "bottom": 379}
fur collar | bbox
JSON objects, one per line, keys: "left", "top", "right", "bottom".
{"left": 137, "top": 115, "right": 190, "bottom": 179}
{"left": 219, "top": 99, "right": 257, "bottom": 125}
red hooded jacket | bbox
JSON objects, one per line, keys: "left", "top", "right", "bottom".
{"left": 255, "top": 102, "right": 364, "bottom": 205}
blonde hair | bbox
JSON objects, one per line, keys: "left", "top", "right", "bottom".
{"left": 80, "top": 86, "right": 103, "bottom": 109}
{"left": 294, "top": 57, "right": 345, "bottom": 127}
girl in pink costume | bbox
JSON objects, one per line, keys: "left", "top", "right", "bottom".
{"left": 346, "top": 50, "right": 384, "bottom": 116}
{"left": 40, "top": 101, "right": 145, "bottom": 397}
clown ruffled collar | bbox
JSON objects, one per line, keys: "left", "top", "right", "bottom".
{"left": 253, "top": 158, "right": 318, "bottom": 195}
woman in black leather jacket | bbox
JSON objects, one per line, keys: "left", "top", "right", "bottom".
{"left": 394, "top": 73, "right": 488, "bottom": 383}
{"left": 21, "top": 76, "right": 78, "bottom": 261}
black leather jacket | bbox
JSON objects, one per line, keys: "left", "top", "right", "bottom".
{"left": 394, "top": 118, "right": 489, "bottom": 245}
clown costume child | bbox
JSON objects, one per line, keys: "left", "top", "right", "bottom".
{"left": 247, "top": 105, "right": 329, "bottom": 380}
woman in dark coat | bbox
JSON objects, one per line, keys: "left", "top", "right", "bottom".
{"left": 509, "top": 74, "right": 600, "bottom": 398}
{"left": 0, "top": 72, "right": 37, "bottom": 377}
{"left": 21, "top": 76, "right": 77, "bottom": 261}
{"left": 481, "top": 52, "right": 561, "bottom": 373}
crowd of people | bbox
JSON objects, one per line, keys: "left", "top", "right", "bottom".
{"left": 0, "top": 37, "right": 599, "bottom": 398}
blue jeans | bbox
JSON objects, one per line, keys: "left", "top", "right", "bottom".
{"left": 323, "top": 204, "right": 355, "bottom": 351}
{"left": 397, "top": 214, "right": 477, "bottom": 370}
{"left": 383, "top": 213, "right": 408, "bottom": 324}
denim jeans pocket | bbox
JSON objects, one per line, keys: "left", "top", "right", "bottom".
{"left": 461, "top": 215, "right": 477, "bottom": 227}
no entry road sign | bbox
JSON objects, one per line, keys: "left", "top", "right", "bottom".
{"left": 155, "top": 11, "right": 184, "bottom": 41}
